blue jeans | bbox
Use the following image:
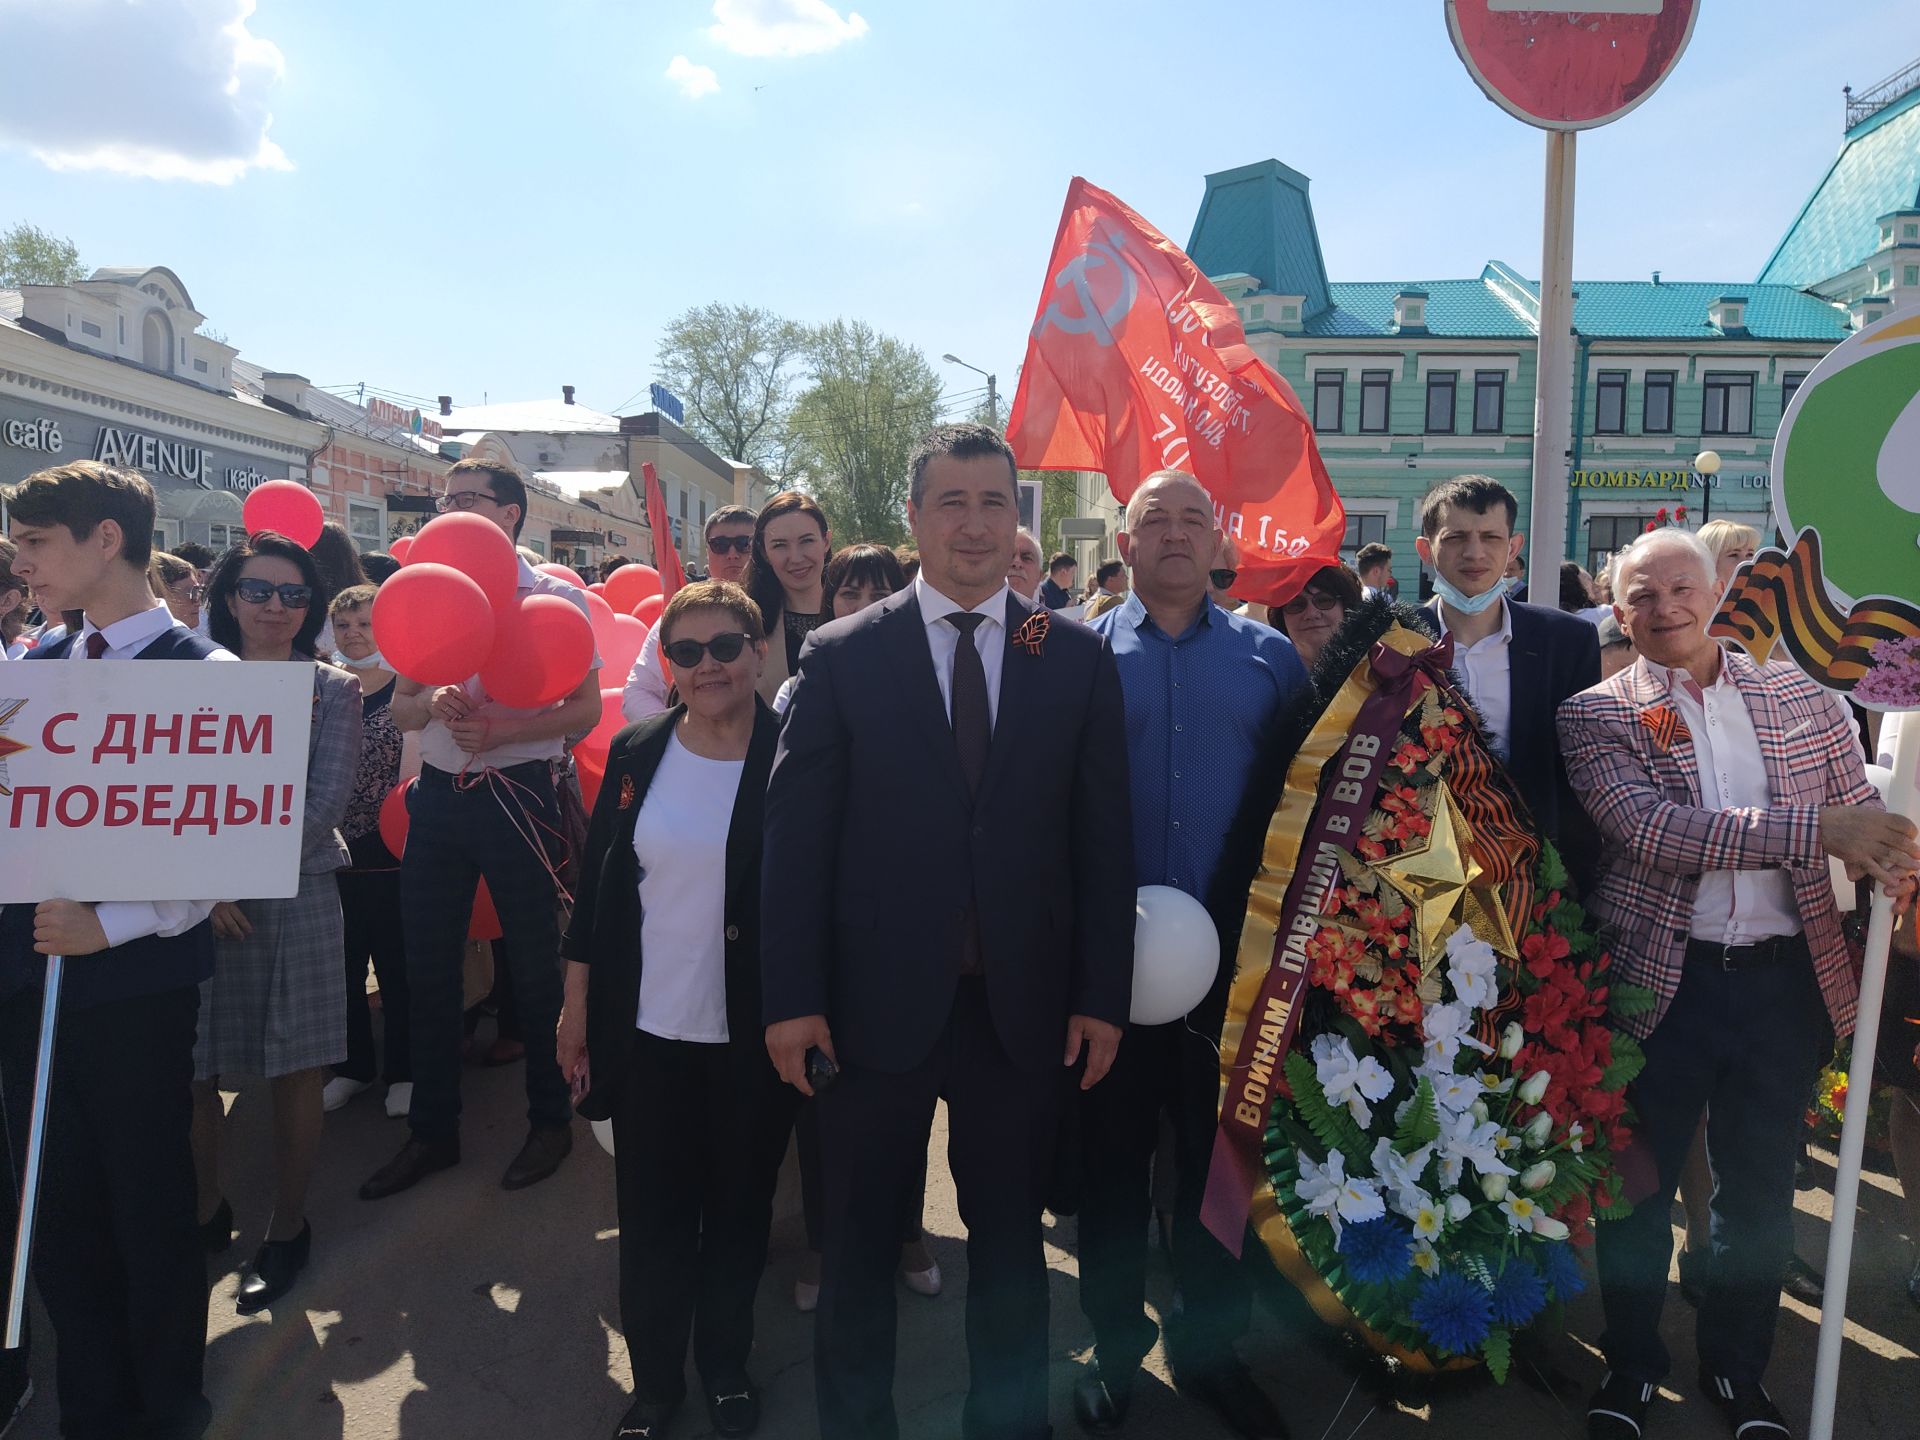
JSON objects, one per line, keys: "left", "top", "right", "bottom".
{"left": 401, "top": 763, "right": 572, "bottom": 1142}
{"left": 1596, "top": 941, "right": 1831, "bottom": 1386}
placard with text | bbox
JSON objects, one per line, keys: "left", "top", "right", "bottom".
{"left": 0, "top": 662, "right": 315, "bottom": 903}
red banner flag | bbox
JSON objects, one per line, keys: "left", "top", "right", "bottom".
{"left": 641, "top": 461, "right": 687, "bottom": 600}
{"left": 1006, "top": 178, "right": 1344, "bottom": 606}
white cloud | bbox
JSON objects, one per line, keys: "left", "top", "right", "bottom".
{"left": 709, "top": 0, "right": 869, "bottom": 59}
{"left": 0, "top": 0, "right": 288, "bottom": 184}
{"left": 666, "top": 54, "right": 721, "bottom": 100}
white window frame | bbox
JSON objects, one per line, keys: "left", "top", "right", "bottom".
{"left": 346, "top": 499, "right": 387, "bottom": 553}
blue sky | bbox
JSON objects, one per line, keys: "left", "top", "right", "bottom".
{"left": 1, "top": 0, "right": 1915, "bottom": 425}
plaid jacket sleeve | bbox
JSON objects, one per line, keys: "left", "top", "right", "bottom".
{"left": 302, "top": 666, "right": 364, "bottom": 871}
{"left": 1555, "top": 694, "right": 1824, "bottom": 878}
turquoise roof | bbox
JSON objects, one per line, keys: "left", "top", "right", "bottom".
{"left": 1303, "top": 264, "right": 1847, "bottom": 342}
{"left": 1759, "top": 82, "right": 1920, "bottom": 287}
{"left": 1187, "top": 160, "right": 1331, "bottom": 317}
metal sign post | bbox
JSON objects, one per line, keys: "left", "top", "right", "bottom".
{"left": 1532, "top": 129, "right": 1578, "bottom": 565}
{"left": 6, "top": 955, "right": 63, "bottom": 1349}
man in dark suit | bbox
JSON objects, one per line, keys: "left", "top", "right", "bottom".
{"left": 1416, "top": 475, "right": 1600, "bottom": 884}
{"left": 763, "top": 422, "right": 1136, "bottom": 1440}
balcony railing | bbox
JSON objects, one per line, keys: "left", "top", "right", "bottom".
{"left": 1845, "top": 56, "right": 1920, "bottom": 130}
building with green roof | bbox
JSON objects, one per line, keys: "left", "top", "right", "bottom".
{"left": 1190, "top": 61, "right": 1919, "bottom": 586}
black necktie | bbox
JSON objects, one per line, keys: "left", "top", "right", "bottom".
{"left": 945, "top": 613, "right": 990, "bottom": 797}
{"left": 944, "top": 612, "right": 990, "bottom": 976}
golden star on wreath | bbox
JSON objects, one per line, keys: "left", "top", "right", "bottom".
{"left": 1365, "top": 781, "right": 1517, "bottom": 974}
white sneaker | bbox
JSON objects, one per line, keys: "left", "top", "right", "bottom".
{"left": 322, "top": 1076, "right": 372, "bottom": 1113}
{"left": 902, "top": 1261, "right": 942, "bottom": 1297}
{"left": 384, "top": 1082, "right": 413, "bottom": 1119}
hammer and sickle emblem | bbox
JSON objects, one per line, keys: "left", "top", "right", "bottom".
{"left": 1034, "top": 227, "right": 1138, "bottom": 347}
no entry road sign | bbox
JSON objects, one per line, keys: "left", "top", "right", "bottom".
{"left": 1445, "top": 1, "right": 1701, "bottom": 131}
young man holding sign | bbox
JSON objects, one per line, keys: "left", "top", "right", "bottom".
{"left": 0, "top": 461, "right": 231, "bottom": 1440}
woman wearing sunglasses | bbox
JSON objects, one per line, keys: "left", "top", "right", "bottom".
{"left": 193, "top": 532, "right": 363, "bottom": 1312}
{"left": 1266, "top": 561, "right": 1362, "bottom": 674}
{"left": 558, "top": 581, "right": 798, "bottom": 1440}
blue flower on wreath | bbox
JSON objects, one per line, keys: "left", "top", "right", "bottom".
{"left": 1489, "top": 1255, "right": 1547, "bottom": 1327}
{"left": 1538, "top": 1240, "right": 1587, "bottom": 1301}
{"left": 1336, "top": 1216, "right": 1414, "bottom": 1286}
{"left": 1409, "top": 1268, "right": 1493, "bottom": 1355}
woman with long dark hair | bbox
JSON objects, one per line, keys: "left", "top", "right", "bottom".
{"left": 771, "top": 544, "right": 906, "bottom": 715}
{"left": 308, "top": 521, "right": 368, "bottom": 656}
{"left": 193, "top": 532, "right": 362, "bottom": 1312}
{"left": 741, "top": 491, "right": 829, "bottom": 705}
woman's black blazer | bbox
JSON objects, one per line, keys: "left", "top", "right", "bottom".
{"left": 561, "top": 701, "right": 780, "bottom": 1122}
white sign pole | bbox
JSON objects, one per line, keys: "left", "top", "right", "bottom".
{"left": 1531, "top": 128, "right": 1578, "bottom": 570}
{"left": 5, "top": 956, "right": 62, "bottom": 1349}
{"left": 1810, "top": 717, "right": 1920, "bottom": 1440}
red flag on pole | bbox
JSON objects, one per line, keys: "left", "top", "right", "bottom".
{"left": 641, "top": 461, "right": 687, "bottom": 601}
{"left": 1006, "top": 178, "right": 1344, "bottom": 606}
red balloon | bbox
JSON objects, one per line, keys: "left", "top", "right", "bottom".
{"left": 603, "top": 614, "right": 648, "bottom": 680}
{"left": 587, "top": 581, "right": 607, "bottom": 596}
{"left": 583, "top": 589, "right": 617, "bottom": 645}
{"left": 407, "top": 513, "right": 519, "bottom": 614}
{"left": 574, "top": 686, "right": 628, "bottom": 811}
{"left": 604, "top": 564, "right": 663, "bottom": 614}
{"left": 388, "top": 535, "right": 415, "bottom": 564}
{"left": 536, "top": 562, "right": 587, "bottom": 590}
{"left": 479, "top": 594, "right": 595, "bottom": 708}
{"left": 377, "top": 778, "right": 414, "bottom": 858}
{"left": 469, "top": 880, "right": 502, "bottom": 942}
{"left": 373, "top": 563, "right": 496, "bottom": 685}
{"left": 633, "top": 593, "right": 665, "bottom": 628}
{"left": 242, "top": 480, "right": 324, "bottom": 548}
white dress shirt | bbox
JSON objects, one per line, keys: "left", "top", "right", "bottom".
{"left": 1439, "top": 598, "right": 1514, "bottom": 762}
{"left": 620, "top": 622, "right": 672, "bottom": 724}
{"left": 1645, "top": 658, "right": 1802, "bottom": 943}
{"left": 418, "top": 557, "right": 602, "bottom": 773}
{"left": 73, "top": 603, "right": 238, "bottom": 948}
{"left": 916, "top": 575, "right": 1009, "bottom": 729}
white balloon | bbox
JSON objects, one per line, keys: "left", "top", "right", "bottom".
{"left": 591, "top": 1118, "right": 616, "bottom": 1157}
{"left": 1830, "top": 763, "right": 1896, "bottom": 909}
{"left": 1131, "top": 885, "right": 1221, "bottom": 1026}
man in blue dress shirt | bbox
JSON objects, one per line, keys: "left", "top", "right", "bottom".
{"left": 1079, "top": 472, "right": 1309, "bottom": 1440}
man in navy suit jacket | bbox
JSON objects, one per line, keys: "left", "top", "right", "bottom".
{"left": 763, "top": 424, "right": 1135, "bottom": 1440}
{"left": 1416, "top": 476, "right": 1600, "bottom": 886}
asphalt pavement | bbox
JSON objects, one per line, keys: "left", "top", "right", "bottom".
{"left": 11, "top": 1057, "right": 1919, "bottom": 1439}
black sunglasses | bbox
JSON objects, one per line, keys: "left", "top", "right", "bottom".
{"left": 706, "top": 535, "right": 753, "bottom": 555}
{"left": 233, "top": 578, "right": 313, "bottom": 608}
{"left": 1209, "top": 568, "right": 1238, "bottom": 590}
{"left": 663, "top": 632, "right": 753, "bottom": 668}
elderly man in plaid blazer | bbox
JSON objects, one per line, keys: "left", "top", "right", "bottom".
{"left": 1558, "top": 527, "right": 1919, "bottom": 1440}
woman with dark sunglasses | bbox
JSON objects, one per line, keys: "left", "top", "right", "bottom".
{"left": 1266, "top": 560, "right": 1362, "bottom": 673}
{"left": 558, "top": 580, "right": 798, "bottom": 1440}
{"left": 193, "top": 532, "right": 363, "bottom": 1312}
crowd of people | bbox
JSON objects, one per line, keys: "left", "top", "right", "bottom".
{"left": 1, "top": 426, "right": 1917, "bottom": 1440}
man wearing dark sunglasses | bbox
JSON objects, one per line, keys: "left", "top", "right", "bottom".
{"left": 362, "top": 458, "right": 603, "bottom": 1204}
{"left": 621, "top": 505, "right": 757, "bottom": 723}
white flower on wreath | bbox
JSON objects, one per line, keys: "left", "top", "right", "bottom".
{"left": 1438, "top": 1107, "right": 1518, "bottom": 1192}
{"left": 1411, "top": 1238, "right": 1441, "bottom": 1275}
{"left": 1312, "top": 1033, "right": 1394, "bottom": 1127}
{"left": 1567, "top": 1121, "right": 1587, "bottom": 1155}
{"left": 1420, "top": 1063, "right": 1482, "bottom": 1116}
{"left": 1410, "top": 1203, "right": 1444, "bottom": 1242}
{"left": 1420, "top": 1001, "right": 1493, "bottom": 1070}
{"left": 1443, "top": 926, "right": 1500, "bottom": 1012}
{"left": 1296, "top": 1149, "right": 1385, "bottom": 1243}
{"left": 1370, "top": 1137, "right": 1436, "bottom": 1222}
{"left": 1499, "top": 1192, "right": 1543, "bottom": 1234}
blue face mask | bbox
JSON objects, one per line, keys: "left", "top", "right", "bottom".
{"left": 1431, "top": 572, "right": 1513, "bottom": 615}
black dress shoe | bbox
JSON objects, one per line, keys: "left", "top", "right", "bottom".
{"left": 1178, "top": 1361, "right": 1288, "bottom": 1440}
{"left": 1073, "top": 1354, "right": 1133, "bottom": 1434}
{"left": 1678, "top": 1246, "right": 1709, "bottom": 1308}
{"left": 612, "top": 1395, "right": 679, "bottom": 1439}
{"left": 501, "top": 1123, "right": 572, "bottom": 1191}
{"left": 1699, "top": 1372, "right": 1792, "bottom": 1438}
{"left": 1587, "top": 1371, "right": 1654, "bottom": 1438}
{"left": 359, "top": 1135, "right": 460, "bottom": 1200}
{"left": 235, "top": 1223, "right": 311, "bottom": 1314}
{"left": 199, "top": 1198, "right": 234, "bottom": 1255}
{"left": 704, "top": 1374, "right": 759, "bottom": 1438}
{"left": 1781, "top": 1254, "right": 1824, "bottom": 1305}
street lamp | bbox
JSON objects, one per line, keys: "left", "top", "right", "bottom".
{"left": 942, "top": 353, "right": 999, "bottom": 429}
{"left": 1693, "top": 448, "right": 1721, "bottom": 525}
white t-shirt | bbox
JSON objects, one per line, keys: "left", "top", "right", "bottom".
{"left": 632, "top": 730, "right": 746, "bottom": 1044}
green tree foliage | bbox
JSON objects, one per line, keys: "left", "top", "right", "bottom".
{"left": 654, "top": 303, "right": 808, "bottom": 474}
{"left": 788, "top": 320, "right": 942, "bottom": 546}
{"left": 0, "top": 223, "right": 85, "bottom": 288}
